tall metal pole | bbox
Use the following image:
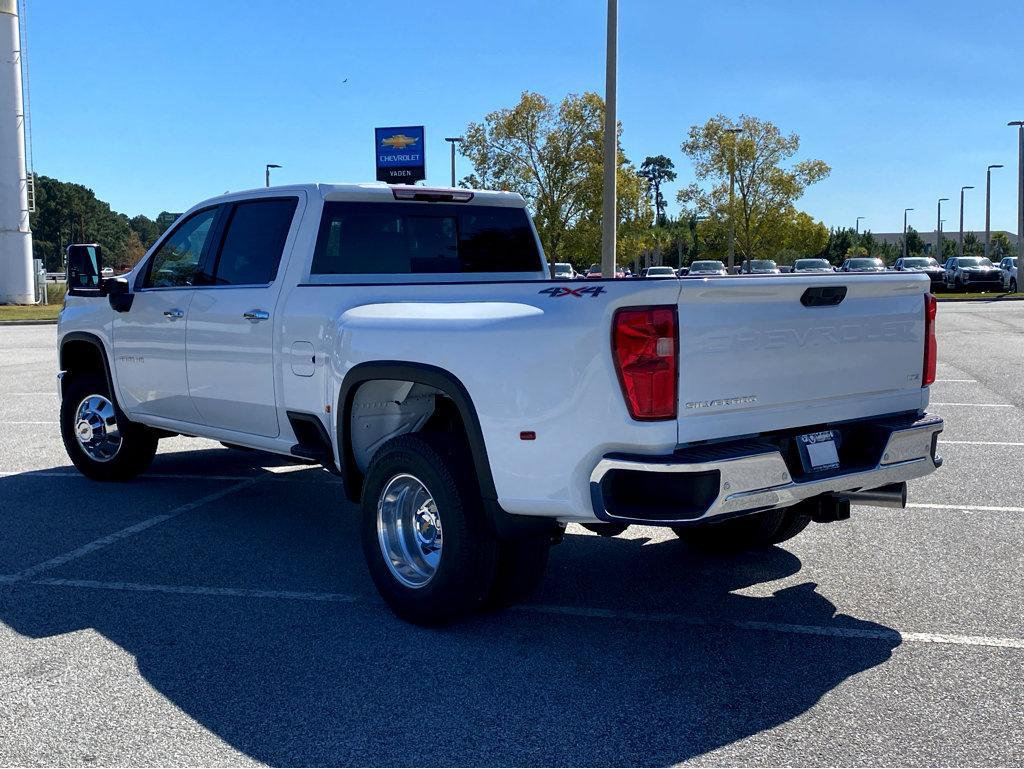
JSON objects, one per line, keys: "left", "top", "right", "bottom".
{"left": 985, "top": 164, "right": 1002, "bottom": 259}
{"left": 936, "top": 198, "right": 948, "bottom": 259}
{"left": 856, "top": 216, "right": 864, "bottom": 234}
{"left": 600, "top": 0, "right": 617, "bottom": 279}
{"left": 904, "top": 208, "right": 913, "bottom": 259}
{"left": 1010, "top": 122, "right": 1024, "bottom": 290}
{"left": 959, "top": 186, "right": 973, "bottom": 257}
{"left": 0, "top": 1, "right": 33, "bottom": 304}
{"left": 265, "top": 163, "right": 281, "bottom": 188}
{"left": 726, "top": 128, "right": 743, "bottom": 271}
{"left": 444, "top": 137, "right": 463, "bottom": 187}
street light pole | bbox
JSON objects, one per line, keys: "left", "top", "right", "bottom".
{"left": 265, "top": 163, "right": 281, "bottom": 188}
{"left": 985, "top": 164, "right": 1003, "bottom": 259}
{"left": 959, "top": 186, "right": 974, "bottom": 257}
{"left": 856, "top": 216, "right": 864, "bottom": 234}
{"left": 903, "top": 208, "right": 914, "bottom": 259}
{"left": 600, "top": 0, "right": 618, "bottom": 279}
{"left": 444, "top": 137, "right": 463, "bottom": 187}
{"left": 1010, "top": 121, "right": 1024, "bottom": 290}
{"left": 725, "top": 128, "right": 743, "bottom": 271}
{"left": 936, "top": 198, "right": 948, "bottom": 259}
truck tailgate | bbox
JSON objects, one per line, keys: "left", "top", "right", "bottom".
{"left": 676, "top": 274, "right": 930, "bottom": 444}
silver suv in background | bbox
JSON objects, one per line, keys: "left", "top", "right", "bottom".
{"left": 687, "top": 260, "right": 728, "bottom": 276}
{"left": 943, "top": 256, "right": 1002, "bottom": 291}
{"left": 840, "top": 257, "right": 886, "bottom": 273}
{"left": 792, "top": 258, "right": 835, "bottom": 273}
{"left": 998, "top": 256, "right": 1018, "bottom": 292}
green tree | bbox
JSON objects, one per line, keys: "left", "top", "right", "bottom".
{"left": 900, "top": 226, "right": 925, "bottom": 257}
{"left": 461, "top": 91, "right": 651, "bottom": 269}
{"left": 963, "top": 231, "right": 983, "bottom": 255}
{"left": 638, "top": 155, "right": 676, "bottom": 226}
{"left": 677, "top": 114, "right": 830, "bottom": 263}
{"left": 129, "top": 214, "right": 162, "bottom": 249}
{"left": 990, "top": 232, "right": 1013, "bottom": 259}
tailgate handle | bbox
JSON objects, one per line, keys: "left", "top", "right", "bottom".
{"left": 801, "top": 286, "right": 847, "bottom": 307}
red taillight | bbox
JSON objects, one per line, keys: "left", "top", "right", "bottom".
{"left": 923, "top": 293, "right": 937, "bottom": 387}
{"left": 612, "top": 306, "right": 678, "bottom": 420}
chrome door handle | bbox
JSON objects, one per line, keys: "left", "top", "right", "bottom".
{"left": 243, "top": 309, "right": 270, "bottom": 321}
{"left": 163, "top": 309, "right": 184, "bottom": 320}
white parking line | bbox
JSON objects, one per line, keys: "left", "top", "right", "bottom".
{"left": 940, "top": 440, "right": 1024, "bottom": 447}
{"left": 24, "top": 577, "right": 1024, "bottom": 650}
{"left": 0, "top": 470, "right": 341, "bottom": 484}
{"left": 0, "top": 477, "right": 261, "bottom": 584}
{"left": 934, "top": 379, "right": 978, "bottom": 383}
{"left": 10, "top": 421, "right": 57, "bottom": 425}
{"left": 908, "top": 503, "right": 1024, "bottom": 513}
{"left": 930, "top": 402, "right": 1016, "bottom": 408}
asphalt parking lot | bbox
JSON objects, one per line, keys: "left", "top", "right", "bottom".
{"left": 0, "top": 302, "right": 1022, "bottom": 767}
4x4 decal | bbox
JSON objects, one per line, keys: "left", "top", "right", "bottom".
{"left": 539, "top": 285, "right": 606, "bottom": 298}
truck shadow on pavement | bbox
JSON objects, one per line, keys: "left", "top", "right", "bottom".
{"left": 0, "top": 454, "right": 901, "bottom": 766}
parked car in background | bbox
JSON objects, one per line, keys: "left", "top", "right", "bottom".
{"left": 840, "top": 257, "right": 886, "bottom": 273}
{"left": 585, "top": 263, "right": 625, "bottom": 279}
{"left": 676, "top": 266, "right": 689, "bottom": 276}
{"left": 686, "top": 260, "right": 728, "bottom": 277}
{"left": 740, "top": 259, "right": 780, "bottom": 274}
{"left": 997, "top": 256, "right": 1018, "bottom": 292}
{"left": 943, "top": 256, "right": 1002, "bottom": 292}
{"left": 640, "top": 266, "right": 678, "bottom": 279}
{"left": 792, "top": 258, "right": 835, "bottom": 273}
{"left": 893, "top": 256, "right": 944, "bottom": 289}
{"left": 552, "top": 262, "right": 578, "bottom": 280}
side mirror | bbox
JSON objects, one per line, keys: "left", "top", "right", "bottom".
{"left": 67, "top": 243, "right": 103, "bottom": 295}
{"left": 104, "top": 276, "right": 134, "bottom": 313}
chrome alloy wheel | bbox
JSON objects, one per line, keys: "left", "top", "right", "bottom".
{"left": 73, "top": 394, "right": 122, "bottom": 462}
{"left": 377, "top": 473, "right": 443, "bottom": 588}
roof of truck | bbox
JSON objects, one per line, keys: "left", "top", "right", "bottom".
{"left": 198, "top": 183, "right": 528, "bottom": 209}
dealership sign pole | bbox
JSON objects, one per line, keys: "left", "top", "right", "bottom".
{"left": 375, "top": 126, "right": 426, "bottom": 184}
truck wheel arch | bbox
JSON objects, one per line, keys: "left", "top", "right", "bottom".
{"left": 335, "top": 362, "right": 499, "bottom": 507}
{"left": 59, "top": 332, "right": 115, "bottom": 399}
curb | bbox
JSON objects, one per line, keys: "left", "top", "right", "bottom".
{"left": 0, "top": 319, "right": 59, "bottom": 326}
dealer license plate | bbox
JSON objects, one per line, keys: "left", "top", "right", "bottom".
{"left": 798, "top": 430, "right": 840, "bottom": 471}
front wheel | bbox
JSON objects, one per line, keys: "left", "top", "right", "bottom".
{"left": 672, "top": 507, "right": 810, "bottom": 553}
{"left": 60, "top": 372, "right": 158, "bottom": 481}
{"left": 360, "top": 433, "right": 500, "bottom": 625}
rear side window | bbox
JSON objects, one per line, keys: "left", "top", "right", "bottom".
{"left": 311, "top": 202, "right": 541, "bottom": 275}
{"left": 210, "top": 198, "right": 297, "bottom": 285}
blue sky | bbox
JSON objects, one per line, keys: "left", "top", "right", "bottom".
{"left": 28, "top": 0, "right": 1023, "bottom": 234}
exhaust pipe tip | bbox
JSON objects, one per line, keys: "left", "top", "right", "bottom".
{"left": 842, "top": 482, "right": 908, "bottom": 509}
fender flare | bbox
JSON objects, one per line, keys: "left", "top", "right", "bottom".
{"left": 336, "top": 361, "right": 498, "bottom": 504}
{"left": 336, "top": 361, "right": 555, "bottom": 540}
{"left": 59, "top": 331, "right": 116, "bottom": 399}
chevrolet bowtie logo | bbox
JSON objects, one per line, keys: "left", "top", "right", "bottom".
{"left": 381, "top": 134, "right": 418, "bottom": 150}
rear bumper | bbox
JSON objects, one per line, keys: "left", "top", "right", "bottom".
{"left": 590, "top": 413, "right": 943, "bottom": 526}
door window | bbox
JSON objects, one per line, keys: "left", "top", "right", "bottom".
{"left": 209, "top": 198, "right": 298, "bottom": 285}
{"left": 142, "top": 208, "right": 218, "bottom": 288}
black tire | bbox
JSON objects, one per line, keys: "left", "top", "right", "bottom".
{"left": 769, "top": 507, "right": 812, "bottom": 544}
{"left": 483, "top": 536, "right": 550, "bottom": 610}
{"left": 672, "top": 508, "right": 801, "bottom": 553}
{"left": 360, "top": 433, "right": 499, "bottom": 625}
{"left": 60, "top": 372, "right": 158, "bottom": 481}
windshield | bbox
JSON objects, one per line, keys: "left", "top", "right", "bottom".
{"left": 849, "top": 258, "right": 884, "bottom": 269}
{"left": 691, "top": 261, "right": 724, "bottom": 271}
{"left": 904, "top": 258, "right": 937, "bottom": 268}
{"left": 645, "top": 267, "right": 675, "bottom": 276}
{"left": 749, "top": 260, "right": 777, "bottom": 270}
{"left": 958, "top": 257, "right": 992, "bottom": 267}
{"left": 553, "top": 263, "right": 573, "bottom": 273}
{"left": 794, "top": 259, "right": 830, "bottom": 270}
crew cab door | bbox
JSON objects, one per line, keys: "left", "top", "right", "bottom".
{"left": 112, "top": 206, "right": 219, "bottom": 423}
{"left": 185, "top": 195, "right": 301, "bottom": 438}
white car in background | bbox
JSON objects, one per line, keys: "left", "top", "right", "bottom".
{"left": 640, "top": 266, "right": 678, "bottom": 279}
{"left": 552, "top": 262, "right": 578, "bottom": 280}
{"left": 687, "top": 260, "right": 728, "bottom": 277}
{"left": 997, "top": 256, "right": 1018, "bottom": 292}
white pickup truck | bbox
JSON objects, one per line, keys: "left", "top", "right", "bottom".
{"left": 57, "top": 183, "right": 944, "bottom": 624}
